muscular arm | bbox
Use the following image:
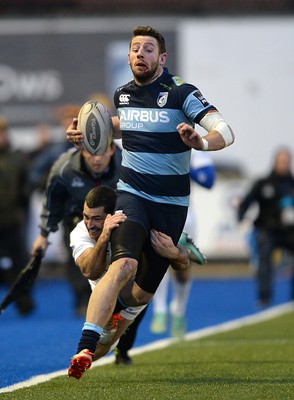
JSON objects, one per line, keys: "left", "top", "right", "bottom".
{"left": 75, "top": 233, "right": 109, "bottom": 280}
{"left": 150, "top": 229, "right": 190, "bottom": 271}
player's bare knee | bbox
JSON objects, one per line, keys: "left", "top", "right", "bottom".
{"left": 120, "top": 258, "right": 137, "bottom": 276}
{"left": 109, "top": 258, "right": 137, "bottom": 282}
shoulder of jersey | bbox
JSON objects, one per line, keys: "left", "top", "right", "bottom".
{"left": 77, "top": 101, "right": 113, "bottom": 156}
{"left": 115, "top": 80, "right": 133, "bottom": 92}
{"left": 171, "top": 76, "right": 185, "bottom": 86}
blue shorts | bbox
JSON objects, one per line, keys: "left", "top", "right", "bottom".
{"left": 111, "top": 191, "right": 188, "bottom": 293}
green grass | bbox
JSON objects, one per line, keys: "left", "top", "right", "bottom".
{"left": 2, "top": 310, "right": 294, "bottom": 400}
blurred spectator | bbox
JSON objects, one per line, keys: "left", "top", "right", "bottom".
{"left": 26, "top": 123, "right": 68, "bottom": 265}
{"left": 26, "top": 106, "right": 81, "bottom": 281}
{"left": 26, "top": 105, "right": 81, "bottom": 290}
{"left": 29, "top": 124, "right": 51, "bottom": 160}
{"left": 0, "top": 116, "right": 35, "bottom": 315}
{"left": 27, "top": 124, "right": 53, "bottom": 190}
{"left": 28, "top": 105, "right": 80, "bottom": 192}
{"left": 238, "top": 147, "right": 294, "bottom": 306}
{"left": 31, "top": 142, "right": 122, "bottom": 316}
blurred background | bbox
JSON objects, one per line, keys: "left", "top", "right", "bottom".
{"left": 0, "top": 1, "right": 293, "bottom": 271}
{"left": 0, "top": 4, "right": 294, "bottom": 387}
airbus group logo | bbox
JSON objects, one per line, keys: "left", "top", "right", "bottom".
{"left": 157, "top": 92, "right": 168, "bottom": 108}
{"left": 119, "top": 94, "right": 130, "bottom": 105}
{"left": 119, "top": 108, "right": 170, "bottom": 130}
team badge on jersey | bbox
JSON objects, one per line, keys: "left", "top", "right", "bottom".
{"left": 193, "top": 90, "right": 209, "bottom": 107}
{"left": 119, "top": 93, "right": 131, "bottom": 105}
{"left": 172, "top": 76, "right": 184, "bottom": 86}
{"left": 157, "top": 92, "right": 168, "bottom": 107}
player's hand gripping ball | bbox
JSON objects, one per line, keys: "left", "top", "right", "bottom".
{"left": 77, "top": 101, "right": 113, "bottom": 155}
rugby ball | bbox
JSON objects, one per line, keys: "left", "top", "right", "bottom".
{"left": 77, "top": 101, "right": 113, "bottom": 155}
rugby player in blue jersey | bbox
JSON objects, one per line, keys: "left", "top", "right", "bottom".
{"left": 66, "top": 25, "right": 234, "bottom": 379}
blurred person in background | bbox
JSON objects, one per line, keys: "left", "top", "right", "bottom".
{"left": 28, "top": 105, "right": 80, "bottom": 193}
{"left": 26, "top": 123, "right": 70, "bottom": 271}
{"left": 238, "top": 147, "right": 294, "bottom": 306}
{"left": 31, "top": 139, "right": 122, "bottom": 316}
{"left": 150, "top": 150, "right": 215, "bottom": 338}
{"left": 27, "top": 106, "right": 81, "bottom": 270}
{"left": 0, "top": 116, "right": 35, "bottom": 315}
{"left": 28, "top": 124, "right": 52, "bottom": 163}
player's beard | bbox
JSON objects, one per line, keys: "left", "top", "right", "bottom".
{"left": 131, "top": 61, "right": 160, "bottom": 84}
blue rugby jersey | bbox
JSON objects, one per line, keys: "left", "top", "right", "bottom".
{"left": 113, "top": 68, "right": 216, "bottom": 206}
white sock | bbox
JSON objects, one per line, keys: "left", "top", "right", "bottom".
{"left": 152, "top": 271, "right": 170, "bottom": 314}
{"left": 169, "top": 279, "right": 192, "bottom": 317}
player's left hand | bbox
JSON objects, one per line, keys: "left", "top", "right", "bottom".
{"left": 177, "top": 123, "right": 205, "bottom": 150}
{"left": 150, "top": 229, "right": 179, "bottom": 260}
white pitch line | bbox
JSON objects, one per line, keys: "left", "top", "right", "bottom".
{"left": 1, "top": 301, "right": 293, "bottom": 393}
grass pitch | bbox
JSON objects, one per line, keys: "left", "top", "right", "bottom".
{"left": 1, "top": 308, "right": 294, "bottom": 400}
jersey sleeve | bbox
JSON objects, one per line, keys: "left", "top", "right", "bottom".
{"left": 70, "top": 221, "right": 95, "bottom": 261}
{"left": 38, "top": 155, "right": 69, "bottom": 235}
{"left": 180, "top": 83, "right": 217, "bottom": 124}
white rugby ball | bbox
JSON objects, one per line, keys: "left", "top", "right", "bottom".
{"left": 77, "top": 101, "right": 113, "bottom": 156}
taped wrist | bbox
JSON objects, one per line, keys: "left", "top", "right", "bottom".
{"left": 202, "top": 138, "right": 209, "bottom": 151}
{"left": 200, "top": 112, "right": 234, "bottom": 147}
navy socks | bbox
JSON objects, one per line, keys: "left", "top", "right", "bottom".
{"left": 77, "top": 322, "right": 103, "bottom": 354}
{"left": 77, "top": 330, "right": 101, "bottom": 354}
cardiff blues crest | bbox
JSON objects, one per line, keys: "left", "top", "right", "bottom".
{"left": 157, "top": 92, "right": 168, "bottom": 107}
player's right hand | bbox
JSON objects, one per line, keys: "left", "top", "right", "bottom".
{"left": 66, "top": 118, "right": 83, "bottom": 148}
{"left": 100, "top": 213, "right": 127, "bottom": 242}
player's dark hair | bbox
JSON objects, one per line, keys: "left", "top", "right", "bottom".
{"left": 131, "top": 26, "right": 166, "bottom": 54}
{"left": 85, "top": 186, "right": 116, "bottom": 214}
